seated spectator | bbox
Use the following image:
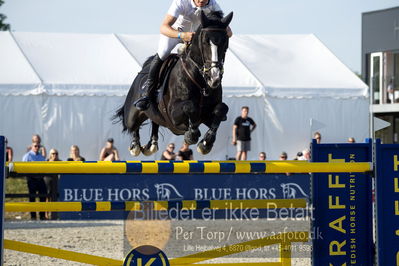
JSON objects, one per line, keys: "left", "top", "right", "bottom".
{"left": 258, "top": 152, "right": 266, "bottom": 160}
{"left": 161, "top": 143, "right": 176, "bottom": 160}
{"left": 67, "top": 145, "right": 85, "bottom": 161}
{"left": 299, "top": 149, "right": 311, "bottom": 161}
{"left": 279, "top": 152, "right": 290, "bottom": 176}
{"left": 279, "top": 152, "right": 288, "bottom": 160}
{"left": 313, "top": 132, "right": 322, "bottom": 144}
{"left": 177, "top": 143, "right": 193, "bottom": 161}
{"left": 27, "top": 134, "right": 47, "bottom": 158}
{"left": 99, "top": 138, "right": 120, "bottom": 161}
{"left": 47, "top": 148, "right": 61, "bottom": 162}
{"left": 45, "top": 149, "right": 61, "bottom": 220}
{"left": 23, "top": 142, "right": 46, "bottom": 220}
{"left": 294, "top": 152, "right": 302, "bottom": 160}
{"left": 348, "top": 137, "right": 356, "bottom": 143}
{"left": 5, "top": 137, "right": 13, "bottom": 162}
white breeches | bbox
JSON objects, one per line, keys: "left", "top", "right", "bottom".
{"left": 157, "top": 34, "right": 183, "bottom": 60}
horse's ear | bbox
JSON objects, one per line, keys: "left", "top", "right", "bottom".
{"left": 221, "top": 12, "right": 234, "bottom": 27}
{"left": 200, "top": 10, "right": 210, "bottom": 27}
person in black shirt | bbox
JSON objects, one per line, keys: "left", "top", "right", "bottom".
{"left": 232, "top": 106, "right": 256, "bottom": 160}
{"left": 177, "top": 142, "right": 193, "bottom": 161}
{"left": 161, "top": 143, "right": 177, "bottom": 160}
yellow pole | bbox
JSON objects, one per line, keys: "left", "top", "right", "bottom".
{"left": 8, "top": 161, "right": 372, "bottom": 174}
{"left": 4, "top": 239, "right": 122, "bottom": 265}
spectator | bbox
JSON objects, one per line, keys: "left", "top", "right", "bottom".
{"left": 232, "top": 106, "right": 257, "bottom": 161}
{"left": 99, "top": 138, "right": 120, "bottom": 161}
{"left": 258, "top": 152, "right": 266, "bottom": 160}
{"left": 348, "top": 137, "right": 356, "bottom": 143}
{"left": 45, "top": 149, "right": 61, "bottom": 220}
{"left": 5, "top": 137, "right": 13, "bottom": 162}
{"left": 294, "top": 152, "right": 303, "bottom": 160}
{"left": 28, "top": 134, "right": 47, "bottom": 158}
{"left": 161, "top": 143, "right": 176, "bottom": 160}
{"left": 47, "top": 148, "right": 61, "bottom": 162}
{"left": 22, "top": 142, "right": 46, "bottom": 220}
{"left": 299, "top": 149, "right": 311, "bottom": 161}
{"left": 279, "top": 152, "right": 290, "bottom": 176}
{"left": 177, "top": 143, "right": 193, "bottom": 161}
{"left": 279, "top": 152, "right": 288, "bottom": 160}
{"left": 67, "top": 145, "right": 85, "bottom": 161}
{"left": 313, "top": 132, "right": 322, "bottom": 144}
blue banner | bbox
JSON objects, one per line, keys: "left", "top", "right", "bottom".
{"left": 311, "top": 140, "right": 373, "bottom": 266}
{"left": 58, "top": 173, "right": 310, "bottom": 219}
{"left": 376, "top": 140, "right": 399, "bottom": 266}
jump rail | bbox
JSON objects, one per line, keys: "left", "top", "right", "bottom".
{"left": 5, "top": 198, "right": 307, "bottom": 212}
{"left": 7, "top": 161, "right": 373, "bottom": 174}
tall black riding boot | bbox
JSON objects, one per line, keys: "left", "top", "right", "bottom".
{"left": 134, "top": 54, "right": 164, "bottom": 111}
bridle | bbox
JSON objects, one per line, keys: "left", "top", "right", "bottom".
{"left": 181, "top": 27, "right": 227, "bottom": 96}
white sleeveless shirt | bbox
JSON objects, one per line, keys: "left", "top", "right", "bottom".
{"left": 167, "top": 0, "right": 222, "bottom": 32}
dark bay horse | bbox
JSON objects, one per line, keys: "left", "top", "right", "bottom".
{"left": 115, "top": 11, "right": 233, "bottom": 156}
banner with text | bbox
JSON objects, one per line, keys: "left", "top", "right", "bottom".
{"left": 311, "top": 140, "right": 373, "bottom": 266}
{"left": 376, "top": 140, "right": 399, "bottom": 266}
{"left": 58, "top": 173, "right": 310, "bottom": 219}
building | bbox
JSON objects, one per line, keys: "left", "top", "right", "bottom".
{"left": 362, "top": 6, "right": 399, "bottom": 143}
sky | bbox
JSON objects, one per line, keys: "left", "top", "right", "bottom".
{"left": 2, "top": 0, "right": 398, "bottom": 73}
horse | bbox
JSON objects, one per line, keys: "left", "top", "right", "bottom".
{"left": 114, "top": 11, "right": 233, "bottom": 156}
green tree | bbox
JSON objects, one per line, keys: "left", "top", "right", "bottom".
{"left": 0, "top": 0, "right": 10, "bottom": 31}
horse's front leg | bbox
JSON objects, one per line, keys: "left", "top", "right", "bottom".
{"left": 197, "top": 102, "right": 229, "bottom": 155}
{"left": 182, "top": 100, "right": 201, "bottom": 145}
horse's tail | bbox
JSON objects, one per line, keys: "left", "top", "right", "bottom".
{"left": 112, "top": 105, "right": 127, "bottom": 132}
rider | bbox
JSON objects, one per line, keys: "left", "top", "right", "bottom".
{"left": 134, "top": 0, "right": 233, "bottom": 111}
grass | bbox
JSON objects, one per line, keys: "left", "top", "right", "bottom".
{"left": 5, "top": 177, "right": 33, "bottom": 220}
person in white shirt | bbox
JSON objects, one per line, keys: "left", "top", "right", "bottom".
{"left": 134, "top": 0, "right": 232, "bottom": 111}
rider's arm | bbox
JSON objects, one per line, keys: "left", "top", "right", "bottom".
{"left": 160, "top": 14, "right": 195, "bottom": 42}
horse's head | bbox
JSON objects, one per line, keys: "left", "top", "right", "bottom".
{"left": 191, "top": 11, "right": 233, "bottom": 89}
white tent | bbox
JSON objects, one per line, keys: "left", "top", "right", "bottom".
{"left": 0, "top": 32, "right": 369, "bottom": 161}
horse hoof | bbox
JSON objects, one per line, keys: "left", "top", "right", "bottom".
{"left": 141, "top": 146, "right": 152, "bottom": 156}
{"left": 150, "top": 144, "right": 158, "bottom": 154}
{"left": 197, "top": 141, "right": 212, "bottom": 155}
{"left": 184, "top": 131, "right": 200, "bottom": 145}
{"left": 130, "top": 147, "right": 141, "bottom": 156}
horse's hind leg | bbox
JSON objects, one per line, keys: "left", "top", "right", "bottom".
{"left": 142, "top": 122, "right": 159, "bottom": 156}
{"left": 197, "top": 102, "right": 229, "bottom": 155}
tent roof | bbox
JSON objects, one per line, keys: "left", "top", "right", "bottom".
{"left": 0, "top": 32, "right": 367, "bottom": 98}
